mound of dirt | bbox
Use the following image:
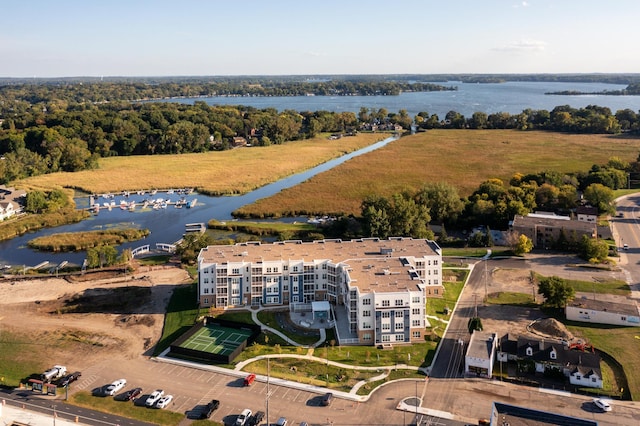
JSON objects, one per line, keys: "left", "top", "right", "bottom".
{"left": 530, "top": 318, "right": 574, "bottom": 341}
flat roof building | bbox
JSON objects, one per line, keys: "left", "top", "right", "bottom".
{"left": 197, "top": 238, "right": 443, "bottom": 346}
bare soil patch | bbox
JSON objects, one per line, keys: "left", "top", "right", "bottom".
{"left": 0, "top": 264, "right": 192, "bottom": 371}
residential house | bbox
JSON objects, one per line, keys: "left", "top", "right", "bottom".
{"left": 566, "top": 297, "right": 640, "bottom": 326}
{"left": 197, "top": 238, "right": 443, "bottom": 346}
{"left": 575, "top": 205, "right": 598, "bottom": 223}
{"left": 497, "top": 334, "right": 602, "bottom": 388}
{"left": 0, "top": 201, "right": 15, "bottom": 220}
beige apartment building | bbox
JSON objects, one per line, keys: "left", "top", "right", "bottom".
{"left": 197, "top": 237, "right": 443, "bottom": 345}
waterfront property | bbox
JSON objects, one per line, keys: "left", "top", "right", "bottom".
{"left": 0, "top": 186, "right": 25, "bottom": 220}
{"left": 197, "top": 237, "right": 443, "bottom": 346}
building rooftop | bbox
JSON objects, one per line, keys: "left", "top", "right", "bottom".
{"left": 199, "top": 238, "right": 441, "bottom": 265}
{"left": 491, "top": 402, "right": 598, "bottom": 426}
{"left": 567, "top": 297, "right": 640, "bottom": 317}
{"left": 199, "top": 238, "right": 441, "bottom": 294}
{"left": 512, "top": 214, "right": 596, "bottom": 232}
{"left": 467, "top": 331, "right": 496, "bottom": 360}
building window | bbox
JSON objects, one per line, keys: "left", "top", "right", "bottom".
{"left": 382, "top": 300, "right": 390, "bottom": 307}
{"left": 412, "top": 308, "right": 421, "bottom": 315}
{"left": 382, "top": 312, "right": 391, "bottom": 318}
{"left": 412, "top": 296, "right": 421, "bottom": 303}
{"left": 363, "top": 298, "right": 371, "bottom": 305}
{"left": 204, "top": 288, "right": 209, "bottom": 294}
{"left": 622, "top": 316, "right": 627, "bottom": 321}
{"left": 591, "top": 377, "right": 597, "bottom": 383}
{"left": 434, "top": 260, "right": 438, "bottom": 265}
{"left": 382, "top": 335, "right": 390, "bottom": 342}
{"left": 362, "top": 323, "right": 371, "bottom": 329}
{"left": 395, "top": 310, "right": 404, "bottom": 317}
{"left": 395, "top": 322, "right": 404, "bottom": 330}
{"left": 204, "top": 268, "right": 209, "bottom": 274}
{"left": 363, "top": 310, "right": 371, "bottom": 317}
{"left": 434, "top": 289, "right": 439, "bottom": 295}
{"left": 232, "top": 268, "right": 240, "bottom": 275}
{"left": 363, "top": 333, "right": 371, "bottom": 341}
{"left": 412, "top": 319, "right": 421, "bottom": 326}
{"left": 395, "top": 299, "right": 403, "bottom": 306}
{"left": 395, "top": 334, "right": 405, "bottom": 341}
{"left": 382, "top": 323, "right": 390, "bottom": 330}
{"left": 283, "top": 265, "right": 288, "bottom": 271}
{"left": 412, "top": 331, "right": 421, "bottom": 338}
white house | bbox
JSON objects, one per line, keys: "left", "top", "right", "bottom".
{"left": 197, "top": 237, "right": 443, "bottom": 346}
{"left": 0, "top": 201, "right": 16, "bottom": 220}
{"left": 566, "top": 298, "right": 640, "bottom": 326}
{"left": 465, "top": 331, "right": 497, "bottom": 378}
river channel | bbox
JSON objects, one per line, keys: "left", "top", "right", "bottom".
{"left": 0, "top": 135, "right": 399, "bottom": 269}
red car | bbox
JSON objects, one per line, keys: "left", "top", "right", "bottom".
{"left": 243, "top": 374, "right": 256, "bottom": 386}
{"left": 124, "top": 387, "right": 142, "bottom": 401}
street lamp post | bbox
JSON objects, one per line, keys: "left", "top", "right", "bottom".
{"left": 51, "top": 404, "right": 57, "bottom": 426}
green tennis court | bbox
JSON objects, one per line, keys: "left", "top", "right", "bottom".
{"left": 177, "top": 323, "right": 253, "bottom": 356}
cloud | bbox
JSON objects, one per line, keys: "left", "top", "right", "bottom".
{"left": 492, "top": 39, "right": 546, "bottom": 53}
{"left": 513, "top": 1, "right": 530, "bottom": 7}
{"left": 304, "top": 51, "right": 327, "bottom": 57}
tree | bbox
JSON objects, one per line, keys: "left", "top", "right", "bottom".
{"left": 583, "top": 183, "right": 615, "bottom": 215}
{"left": 25, "top": 190, "right": 47, "bottom": 213}
{"left": 468, "top": 317, "right": 483, "bottom": 334}
{"left": 537, "top": 276, "right": 575, "bottom": 308}
{"left": 513, "top": 234, "right": 533, "bottom": 256}
{"left": 578, "top": 235, "right": 609, "bottom": 263}
{"left": 415, "top": 182, "right": 464, "bottom": 225}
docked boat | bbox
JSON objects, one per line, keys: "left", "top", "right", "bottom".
{"left": 187, "top": 198, "right": 197, "bottom": 208}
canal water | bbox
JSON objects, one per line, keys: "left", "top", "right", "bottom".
{"left": 0, "top": 135, "right": 399, "bottom": 269}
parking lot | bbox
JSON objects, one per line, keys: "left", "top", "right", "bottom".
{"left": 72, "top": 357, "right": 372, "bottom": 426}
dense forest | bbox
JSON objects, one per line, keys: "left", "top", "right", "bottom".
{"left": 1, "top": 79, "right": 640, "bottom": 184}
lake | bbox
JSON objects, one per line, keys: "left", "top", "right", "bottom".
{"left": 3, "top": 81, "right": 640, "bottom": 269}
{"left": 163, "top": 81, "right": 640, "bottom": 119}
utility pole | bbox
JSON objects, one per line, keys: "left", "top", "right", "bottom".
{"left": 266, "top": 358, "right": 270, "bottom": 426}
{"left": 484, "top": 258, "right": 488, "bottom": 302}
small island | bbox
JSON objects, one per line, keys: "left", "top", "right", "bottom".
{"left": 546, "top": 82, "right": 640, "bottom": 96}
{"left": 27, "top": 228, "right": 150, "bottom": 252}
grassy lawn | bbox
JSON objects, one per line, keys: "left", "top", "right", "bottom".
{"left": 426, "top": 279, "right": 466, "bottom": 325}
{"left": 0, "top": 330, "right": 47, "bottom": 387}
{"left": 234, "top": 129, "right": 640, "bottom": 217}
{"left": 208, "top": 219, "right": 317, "bottom": 234}
{"left": 70, "top": 391, "right": 186, "bottom": 426}
{"left": 154, "top": 283, "right": 204, "bottom": 356}
{"left": 442, "top": 247, "right": 490, "bottom": 258}
{"left": 242, "top": 358, "right": 383, "bottom": 393}
{"left": 486, "top": 292, "right": 536, "bottom": 306}
{"left": 256, "top": 310, "right": 321, "bottom": 346}
{"left": 534, "top": 273, "right": 630, "bottom": 296}
{"left": 17, "top": 133, "right": 385, "bottom": 195}
{"left": 356, "top": 370, "right": 424, "bottom": 396}
{"left": 322, "top": 341, "right": 436, "bottom": 369}
{"left": 136, "top": 255, "right": 173, "bottom": 266}
{"left": 565, "top": 321, "right": 639, "bottom": 400}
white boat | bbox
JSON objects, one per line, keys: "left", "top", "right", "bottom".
{"left": 187, "top": 198, "right": 197, "bottom": 208}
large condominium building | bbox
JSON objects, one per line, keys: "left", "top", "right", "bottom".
{"left": 197, "top": 237, "right": 443, "bottom": 345}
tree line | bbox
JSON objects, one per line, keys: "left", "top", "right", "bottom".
{"left": 1, "top": 83, "right": 640, "bottom": 184}
{"left": 359, "top": 156, "right": 629, "bottom": 240}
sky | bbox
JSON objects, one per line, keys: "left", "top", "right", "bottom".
{"left": 2, "top": 0, "right": 639, "bottom": 78}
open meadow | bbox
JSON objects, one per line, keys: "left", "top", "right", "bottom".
{"left": 16, "top": 133, "right": 386, "bottom": 194}
{"left": 234, "top": 129, "right": 640, "bottom": 217}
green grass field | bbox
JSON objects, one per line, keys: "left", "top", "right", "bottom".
{"left": 234, "top": 129, "right": 640, "bottom": 217}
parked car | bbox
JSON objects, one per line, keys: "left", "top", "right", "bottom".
{"left": 299, "top": 422, "right": 308, "bottom": 426}
{"left": 105, "top": 379, "right": 126, "bottom": 396}
{"left": 200, "top": 399, "right": 220, "bottom": 419}
{"left": 244, "top": 373, "right": 256, "bottom": 386}
{"left": 155, "top": 395, "right": 174, "bottom": 409}
{"left": 145, "top": 389, "right": 165, "bottom": 407}
{"left": 124, "top": 387, "right": 142, "bottom": 401}
{"left": 276, "top": 417, "right": 287, "bottom": 426}
{"left": 247, "top": 411, "right": 265, "bottom": 426}
{"left": 623, "top": 243, "right": 629, "bottom": 250}
{"left": 236, "top": 408, "right": 252, "bottom": 426}
{"left": 321, "top": 392, "right": 334, "bottom": 406}
{"left": 593, "top": 398, "right": 612, "bottom": 412}
{"left": 58, "top": 371, "right": 81, "bottom": 387}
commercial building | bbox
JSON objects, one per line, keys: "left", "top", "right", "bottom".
{"left": 197, "top": 238, "right": 443, "bottom": 345}
{"left": 566, "top": 297, "right": 640, "bottom": 327}
{"left": 464, "top": 331, "right": 497, "bottom": 378}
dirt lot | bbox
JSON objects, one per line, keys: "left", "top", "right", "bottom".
{"left": 0, "top": 262, "right": 193, "bottom": 372}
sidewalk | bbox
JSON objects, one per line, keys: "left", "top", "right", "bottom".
{"left": 1, "top": 401, "right": 84, "bottom": 426}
